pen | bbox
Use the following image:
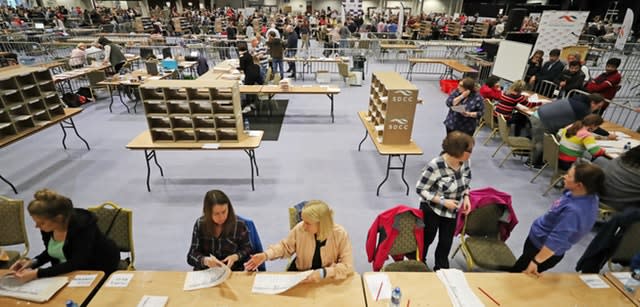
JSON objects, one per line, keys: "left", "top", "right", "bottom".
{"left": 375, "top": 281, "right": 383, "bottom": 301}
{"left": 406, "top": 299, "right": 411, "bottom": 307}
{"left": 478, "top": 287, "right": 500, "bottom": 306}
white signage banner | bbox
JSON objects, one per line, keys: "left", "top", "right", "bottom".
{"left": 615, "top": 9, "right": 634, "bottom": 51}
{"left": 532, "top": 11, "right": 590, "bottom": 57}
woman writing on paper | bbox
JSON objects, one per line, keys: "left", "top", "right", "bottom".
{"left": 187, "top": 190, "right": 252, "bottom": 271}
{"left": 9, "top": 189, "right": 119, "bottom": 282}
{"left": 510, "top": 162, "right": 604, "bottom": 276}
{"left": 444, "top": 77, "right": 484, "bottom": 137}
{"left": 244, "top": 200, "right": 354, "bottom": 282}
{"left": 416, "top": 131, "right": 473, "bottom": 270}
{"left": 557, "top": 114, "right": 610, "bottom": 171}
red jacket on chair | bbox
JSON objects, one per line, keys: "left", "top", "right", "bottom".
{"left": 366, "top": 205, "right": 425, "bottom": 271}
{"left": 455, "top": 187, "right": 518, "bottom": 241}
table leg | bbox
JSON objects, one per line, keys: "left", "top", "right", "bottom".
{"left": 326, "top": 94, "right": 334, "bottom": 123}
{"left": 59, "top": 118, "right": 90, "bottom": 150}
{"left": 358, "top": 129, "right": 368, "bottom": 151}
{"left": 376, "top": 155, "right": 394, "bottom": 196}
{"left": 407, "top": 63, "right": 415, "bottom": 81}
{"left": 0, "top": 173, "right": 18, "bottom": 194}
{"left": 267, "top": 94, "right": 275, "bottom": 117}
{"left": 119, "top": 85, "right": 131, "bottom": 113}
{"left": 376, "top": 154, "right": 410, "bottom": 196}
{"left": 107, "top": 84, "right": 114, "bottom": 113}
{"left": 144, "top": 149, "right": 164, "bottom": 192}
{"left": 244, "top": 149, "right": 258, "bottom": 191}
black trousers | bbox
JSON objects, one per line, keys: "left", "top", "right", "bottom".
{"left": 510, "top": 237, "right": 564, "bottom": 273}
{"left": 421, "top": 204, "right": 458, "bottom": 270}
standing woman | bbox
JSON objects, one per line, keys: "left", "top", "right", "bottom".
{"left": 244, "top": 200, "right": 353, "bottom": 282}
{"left": 187, "top": 190, "right": 252, "bottom": 271}
{"left": 510, "top": 162, "right": 604, "bottom": 276}
{"left": 416, "top": 131, "right": 473, "bottom": 270}
{"left": 444, "top": 77, "right": 484, "bottom": 137}
{"left": 9, "top": 189, "right": 119, "bottom": 282}
{"left": 98, "top": 36, "right": 126, "bottom": 73}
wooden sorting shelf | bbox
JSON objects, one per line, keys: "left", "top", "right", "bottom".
{"left": 0, "top": 66, "right": 67, "bottom": 143}
{"left": 366, "top": 72, "right": 419, "bottom": 145}
{"left": 140, "top": 80, "right": 245, "bottom": 143}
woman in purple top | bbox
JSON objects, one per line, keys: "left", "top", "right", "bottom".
{"left": 444, "top": 77, "right": 484, "bottom": 137}
{"left": 510, "top": 162, "right": 604, "bottom": 276}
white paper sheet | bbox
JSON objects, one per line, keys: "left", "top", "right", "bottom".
{"left": 105, "top": 273, "right": 134, "bottom": 288}
{"left": 0, "top": 275, "right": 68, "bottom": 302}
{"left": 579, "top": 274, "right": 610, "bottom": 288}
{"left": 202, "top": 143, "right": 220, "bottom": 149}
{"left": 137, "top": 295, "right": 169, "bottom": 307}
{"left": 246, "top": 130, "right": 262, "bottom": 137}
{"left": 364, "top": 273, "right": 392, "bottom": 301}
{"left": 251, "top": 270, "right": 313, "bottom": 295}
{"left": 436, "top": 269, "right": 485, "bottom": 307}
{"left": 528, "top": 94, "right": 552, "bottom": 104}
{"left": 451, "top": 104, "right": 466, "bottom": 113}
{"left": 183, "top": 266, "right": 231, "bottom": 291}
{"left": 67, "top": 274, "right": 97, "bottom": 287}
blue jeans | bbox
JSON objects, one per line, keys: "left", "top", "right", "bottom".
{"left": 272, "top": 58, "right": 284, "bottom": 78}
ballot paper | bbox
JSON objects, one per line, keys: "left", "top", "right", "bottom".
{"left": 137, "top": 295, "right": 169, "bottom": 307}
{"left": 450, "top": 104, "right": 466, "bottom": 113}
{"left": 183, "top": 266, "right": 231, "bottom": 291}
{"left": 0, "top": 275, "right": 68, "bottom": 303}
{"left": 67, "top": 274, "right": 98, "bottom": 287}
{"left": 436, "top": 269, "right": 485, "bottom": 307}
{"left": 105, "top": 273, "right": 134, "bottom": 287}
{"left": 251, "top": 270, "right": 314, "bottom": 295}
{"left": 579, "top": 274, "right": 610, "bottom": 289}
{"left": 364, "top": 273, "right": 392, "bottom": 301}
{"left": 528, "top": 94, "right": 552, "bottom": 104}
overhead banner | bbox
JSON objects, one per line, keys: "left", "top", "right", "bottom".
{"left": 615, "top": 9, "right": 634, "bottom": 50}
{"left": 532, "top": 11, "right": 590, "bottom": 57}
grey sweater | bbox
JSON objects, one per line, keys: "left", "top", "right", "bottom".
{"left": 537, "top": 95, "right": 592, "bottom": 133}
{"left": 594, "top": 157, "right": 640, "bottom": 211}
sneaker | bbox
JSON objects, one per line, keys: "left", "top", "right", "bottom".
{"left": 523, "top": 161, "right": 543, "bottom": 170}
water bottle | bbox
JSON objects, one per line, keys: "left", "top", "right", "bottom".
{"left": 624, "top": 269, "right": 640, "bottom": 293}
{"left": 66, "top": 299, "right": 79, "bottom": 307}
{"left": 389, "top": 287, "right": 401, "bottom": 307}
{"left": 623, "top": 142, "right": 632, "bottom": 152}
{"left": 243, "top": 117, "right": 250, "bottom": 132}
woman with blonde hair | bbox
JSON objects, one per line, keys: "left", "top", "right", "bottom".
{"left": 494, "top": 80, "right": 542, "bottom": 136}
{"left": 244, "top": 200, "right": 353, "bottom": 282}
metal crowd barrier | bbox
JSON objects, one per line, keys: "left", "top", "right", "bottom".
{"left": 567, "top": 89, "right": 639, "bottom": 131}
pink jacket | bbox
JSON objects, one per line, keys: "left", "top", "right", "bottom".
{"left": 366, "top": 205, "right": 424, "bottom": 271}
{"left": 455, "top": 187, "right": 518, "bottom": 241}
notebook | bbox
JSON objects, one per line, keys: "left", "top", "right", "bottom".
{"left": 0, "top": 275, "right": 69, "bottom": 303}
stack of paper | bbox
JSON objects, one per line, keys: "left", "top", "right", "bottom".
{"left": 436, "top": 269, "right": 485, "bottom": 307}
{"left": 0, "top": 275, "right": 68, "bottom": 303}
{"left": 183, "top": 266, "right": 231, "bottom": 291}
{"left": 251, "top": 270, "right": 313, "bottom": 295}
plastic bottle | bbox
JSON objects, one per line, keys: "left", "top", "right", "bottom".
{"left": 624, "top": 269, "right": 640, "bottom": 293}
{"left": 623, "top": 142, "right": 632, "bottom": 152}
{"left": 389, "top": 287, "right": 401, "bottom": 307}
{"left": 243, "top": 117, "right": 250, "bottom": 132}
{"left": 66, "top": 299, "right": 79, "bottom": 307}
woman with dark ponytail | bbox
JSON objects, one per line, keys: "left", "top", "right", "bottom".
{"left": 557, "top": 114, "right": 610, "bottom": 171}
{"left": 9, "top": 189, "right": 119, "bottom": 282}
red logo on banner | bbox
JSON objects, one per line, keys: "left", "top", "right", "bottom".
{"left": 558, "top": 15, "right": 577, "bottom": 22}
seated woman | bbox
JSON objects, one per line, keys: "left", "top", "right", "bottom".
{"left": 69, "top": 43, "right": 87, "bottom": 69}
{"left": 9, "top": 189, "right": 119, "bottom": 282}
{"left": 187, "top": 190, "right": 252, "bottom": 271}
{"left": 557, "top": 114, "right": 609, "bottom": 171}
{"left": 494, "top": 80, "right": 542, "bottom": 136}
{"left": 525, "top": 50, "right": 544, "bottom": 85}
{"left": 510, "top": 162, "right": 604, "bottom": 275}
{"left": 244, "top": 200, "right": 353, "bottom": 282}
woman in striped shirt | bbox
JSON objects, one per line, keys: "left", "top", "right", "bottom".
{"left": 494, "top": 80, "right": 541, "bottom": 136}
{"left": 557, "top": 114, "right": 610, "bottom": 171}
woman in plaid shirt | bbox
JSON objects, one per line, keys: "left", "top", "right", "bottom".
{"left": 416, "top": 132, "right": 474, "bottom": 270}
{"left": 187, "top": 190, "right": 252, "bottom": 271}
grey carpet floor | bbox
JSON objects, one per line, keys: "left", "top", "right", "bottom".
{"left": 1, "top": 57, "right": 602, "bottom": 275}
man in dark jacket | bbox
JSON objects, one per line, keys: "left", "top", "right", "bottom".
{"left": 555, "top": 60, "right": 586, "bottom": 95}
{"left": 530, "top": 48, "right": 565, "bottom": 86}
{"left": 285, "top": 25, "right": 298, "bottom": 78}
